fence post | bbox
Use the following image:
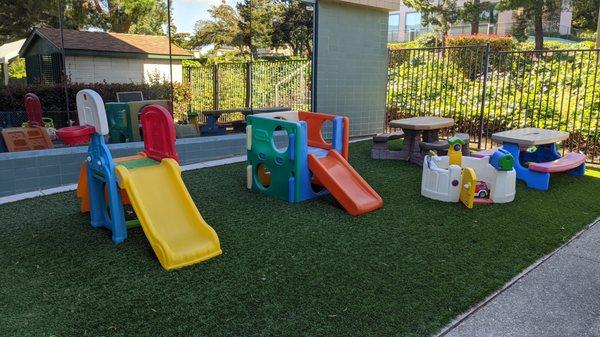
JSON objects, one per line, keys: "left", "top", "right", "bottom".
{"left": 187, "top": 67, "right": 192, "bottom": 115}
{"left": 213, "top": 63, "right": 219, "bottom": 110}
{"left": 245, "top": 62, "right": 253, "bottom": 109}
{"left": 477, "top": 43, "right": 490, "bottom": 150}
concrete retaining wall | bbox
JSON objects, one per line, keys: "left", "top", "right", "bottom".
{"left": 0, "top": 134, "right": 248, "bottom": 197}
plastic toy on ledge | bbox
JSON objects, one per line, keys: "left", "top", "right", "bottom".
{"left": 1, "top": 93, "right": 54, "bottom": 152}
{"left": 421, "top": 137, "right": 517, "bottom": 209}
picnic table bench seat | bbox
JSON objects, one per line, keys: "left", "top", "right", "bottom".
{"left": 371, "top": 131, "right": 405, "bottom": 160}
{"left": 528, "top": 152, "right": 586, "bottom": 173}
{"left": 372, "top": 131, "right": 404, "bottom": 143}
{"left": 418, "top": 140, "right": 449, "bottom": 153}
{"left": 472, "top": 147, "right": 499, "bottom": 158}
{"left": 419, "top": 133, "right": 470, "bottom": 156}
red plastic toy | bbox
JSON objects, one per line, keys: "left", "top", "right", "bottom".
{"left": 56, "top": 125, "right": 96, "bottom": 146}
{"left": 140, "top": 105, "right": 178, "bottom": 162}
{"left": 24, "top": 93, "right": 45, "bottom": 127}
{"left": 474, "top": 181, "right": 490, "bottom": 199}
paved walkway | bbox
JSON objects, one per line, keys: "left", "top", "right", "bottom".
{"left": 440, "top": 217, "right": 600, "bottom": 337}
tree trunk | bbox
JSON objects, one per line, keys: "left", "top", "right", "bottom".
{"left": 596, "top": 6, "right": 600, "bottom": 48}
{"left": 471, "top": 0, "right": 480, "bottom": 35}
{"left": 471, "top": 21, "right": 479, "bottom": 35}
{"left": 534, "top": 10, "right": 544, "bottom": 51}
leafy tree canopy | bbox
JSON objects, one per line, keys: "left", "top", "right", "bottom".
{"left": 458, "top": 1, "right": 497, "bottom": 34}
{"left": 403, "top": 0, "right": 458, "bottom": 45}
{"left": 497, "top": 0, "right": 561, "bottom": 50}
{"left": 571, "top": 0, "right": 599, "bottom": 31}
{"left": 0, "top": 0, "right": 169, "bottom": 44}
{"left": 191, "top": 0, "right": 312, "bottom": 57}
{"left": 271, "top": 1, "right": 313, "bottom": 56}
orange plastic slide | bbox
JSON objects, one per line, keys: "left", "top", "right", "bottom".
{"left": 308, "top": 150, "right": 383, "bottom": 216}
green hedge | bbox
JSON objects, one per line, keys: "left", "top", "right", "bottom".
{"left": 445, "top": 34, "right": 515, "bottom": 51}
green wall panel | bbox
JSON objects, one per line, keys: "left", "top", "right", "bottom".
{"left": 314, "top": 0, "right": 388, "bottom": 136}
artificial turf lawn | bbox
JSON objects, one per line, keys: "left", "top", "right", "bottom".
{"left": 1, "top": 140, "right": 599, "bottom": 337}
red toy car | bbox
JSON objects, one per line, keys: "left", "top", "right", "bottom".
{"left": 474, "top": 181, "right": 490, "bottom": 199}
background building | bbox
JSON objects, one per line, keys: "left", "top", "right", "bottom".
{"left": 19, "top": 28, "right": 192, "bottom": 84}
{"left": 0, "top": 39, "right": 25, "bottom": 86}
{"left": 388, "top": 0, "right": 574, "bottom": 42}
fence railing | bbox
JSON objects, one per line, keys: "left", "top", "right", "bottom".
{"left": 184, "top": 59, "right": 312, "bottom": 124}
{"left": 387, "top": 46, "right": 600, "bottom": 164}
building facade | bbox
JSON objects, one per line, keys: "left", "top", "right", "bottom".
{"left": 388, "top": 0, "right": 574, "bottom": 43}
{"left": 19, "top": 28, "right": 191, "bottom": 84}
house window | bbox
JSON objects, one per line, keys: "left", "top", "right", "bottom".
{"left": 40, "top": 55, "right": 54, "bottom": 84}
{"left": 406, "top": 12, "right": 422, "bottom": 29}
{"left": 389, "top": 14, "right": 400, "bottom": 41}
{"left": 480, "top": 9, "right": 499, "bottom": 23}
{"left": 389, "top": 14, "right": 400, "bottom": 31}
{"left": 25, "top": 53, "right": 63, "bottom": 84}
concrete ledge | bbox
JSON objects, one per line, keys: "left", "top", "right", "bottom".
{"left": 0, "top": 133, "right": 363, "bottom": 200}
{"left": 0, "top": 134, "right": 248, "bottom": 197}
{"left": 0, "top": 154, "right": 248, "bottom": 205}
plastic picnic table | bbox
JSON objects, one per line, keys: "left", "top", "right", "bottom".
{"left": 491, "top": 128, "right": 584, "bottom": 190}
{"left": 389, "top": 116, "right": 454, "bottom": 164}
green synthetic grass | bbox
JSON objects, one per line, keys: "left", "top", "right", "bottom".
{"left": 1, "top": 140, "right": 599, "bottom": 337}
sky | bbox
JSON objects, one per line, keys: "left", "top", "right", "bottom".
{"left": 172, "top": 0, "right": 242, "bottom": 34}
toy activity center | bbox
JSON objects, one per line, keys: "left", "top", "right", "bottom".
{"left": 421, "top": 137, "right": 517, "bottom": 208}
{"left": 246, "top": 110, "right": 382, "bottom": 216}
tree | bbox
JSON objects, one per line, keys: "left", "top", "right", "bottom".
{"left": 571, "top": 0, "right": 599, "bottom": 31}
{"left": 89, "top": 0, "right": 168, "bottom": 34}
{"left": 171, "top": 32, "right": 192, "bottom": 50}
{"left": 0, "top": 0, "right": 169, "bottom": 44}
{"left": 8, "top": 57, "right": 26, "bottom": 79}
{"left": 129, "top": 0, "right": 168, "bottom": 35}
{"left": 403, "top": 0, "right": 458, "bottom": 47}
{"left": 596, "top": 5, "right": 600, "bottom": 48}
{"left": 458, "top": 1, "right": 496, "bottom": 35}
{"left": 498, "top": 0, "right": 562, "bottom": 50}
{"left": 271, "top": 2, "right": 312, "bottom": 56}
{"left": 236, "top": 0, "right": 282, "bottom": 57}
{"left": 0, "top": 0, "right": 91, "bottom": 43}
{"left": 510, "top": 12, "right": 529, "bottom": 42}
{"left": 192, "top": 3, "right": 245, "bottom": 52}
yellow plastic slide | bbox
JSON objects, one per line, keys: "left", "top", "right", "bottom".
{"left": 115, "top": 159, "right": 221, "bottom": 270}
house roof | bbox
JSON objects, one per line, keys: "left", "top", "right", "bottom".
{"left": 20, "top": 28, "right": 192, "bottom": 58}
{"left": 0, "top": 39, "right": 25, "bottom": 63}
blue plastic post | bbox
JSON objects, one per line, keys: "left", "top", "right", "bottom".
{"left": 503, "top": 142, "right": 551, "bottom": 191}
{"left": 86, "top": 133, "right": 127, "bottom": 243}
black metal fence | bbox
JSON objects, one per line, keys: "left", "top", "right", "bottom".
{"left": 184, "top": 59, "right": 312, "bottom": 124}
{"left": 387, "top": 45, "right": 600, "bottom": 164}
{"left": 0, "top": 110, "right": 72, "bottom": 129}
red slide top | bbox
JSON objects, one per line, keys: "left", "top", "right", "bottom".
{"left": 299, "top": 111, "right": 350, "bottom": 159}
{"left": 140, "top": 104, "right": 179, "bottom": 162}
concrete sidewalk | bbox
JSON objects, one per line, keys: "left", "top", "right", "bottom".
{"left": 439, "top": 217, "right": 600, "bottom": 337}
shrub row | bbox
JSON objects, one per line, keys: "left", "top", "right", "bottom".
{"left": 0, "top": 82, "right": 190, "bottom": 126}
{"left": 445, "top": 34, "right": 515, "bottom": 51}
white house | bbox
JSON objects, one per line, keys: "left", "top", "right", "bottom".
{"left": 19, "top": 28, "right": 192, "bottom": 84}
{"left": 0, "top": 39, "right": 25, "bottom": 85}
